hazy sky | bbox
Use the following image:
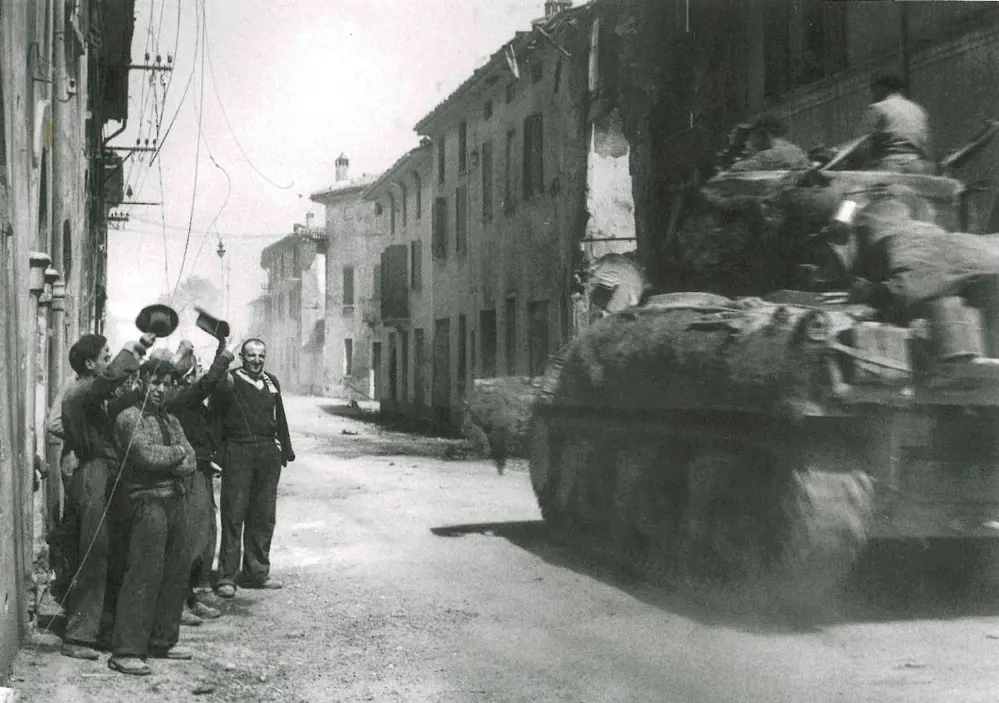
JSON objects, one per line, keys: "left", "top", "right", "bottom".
{"left": 107, "top": 0, "right": 554, "bottom": 343}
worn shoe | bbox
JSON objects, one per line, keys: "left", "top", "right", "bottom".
{"left": 61, "top": 642, "right": 99, "bottom": 661}
{"left": 215, "top": 583, "right": 236, "bottom": 598}
{"left": 109, "top": 656, "right": 152, "bottom": 676}
{"left": 149, "top": 645, "right": 194, "bottom": 660}
{"left": 180, "top": 607, "right": 203, "bottom": 627}
{"left": 190, "top": 601, "right": 221, "bottom": 620}
{"left": 192, "top": 586, "right": 223, "bottom": 605}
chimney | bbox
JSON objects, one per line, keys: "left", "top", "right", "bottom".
{"left": 335, "top": 153, "right": 349, "bottom": 183}
{"left": 544, "top": 0, "right": 571, "bottom": 18}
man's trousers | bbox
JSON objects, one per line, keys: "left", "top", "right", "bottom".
{"left": 217, "top": 441, "right": 282, "bottom": 587}
{"left": 62, "top": 457, "right": 124, "bottom": 648}
{"left": 185, "top": 464, "right": 217, "bottom": 595}
{"left": 111, "top": 488, "right": 189, "bottom": 658}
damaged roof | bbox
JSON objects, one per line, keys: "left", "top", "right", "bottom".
{"left": 413, "top": 2, "right": 592, "bottom": 134}
{"left": 309, "top": 173, "right": 380, "bottom": 204}
{"left": 363, "top": 141, "right": 433, "bottom": 200}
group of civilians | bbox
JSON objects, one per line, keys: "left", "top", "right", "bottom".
{"left": 46, "top": 328, "right": 294, "bottom": 676}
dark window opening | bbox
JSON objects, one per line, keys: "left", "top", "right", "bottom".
{"left": 481, "top": 141, "right": 493, "bottom": 221}
{"left": 504, "top": 297, "right": 516, "bottom": 374}
{"left": 410, "top": 240, "right": 422, "bottom": 289}
{"left": 432, "top": 197, "right": 448, "bottom": 259}
{"left": 62, "top": 220, "right": 72, "bottom": 282}
{"left": 437, "top": 136, "right": 446, "bottom": 184}
{"left": 400, "top": 183, "right": 408, "bottom": 227}
{"left": 413, "top": 172, "right": 422, "bottom": 219}
{"left": 345, "top": 338, "right": 354, "bottom": 376}
{"left": 484, "top": 100, "right": 493, "bottom": 120}
{"left": 458, "top": 121, "right": 468, "bottom": 173}
{"left": 504, "top": 129, "right": 516, "bottom": 213}
{"left": 343, "top": 265, "right": 355, "bottom": 308}
{"left": 455, "top": 186, "right": 468, "bottom": 255}
{"left": 523, "top": 113, "right": 544, "bottom": 199}
{"left": 528, "top": 300, "right": 549, "bottom": 376}
{"left": 458, "top": 314, "right": 467, "bottom": 396}
{"left": 414, "top": 328, "right": 426, "bottom": 406}
{"left": 480, "top": 309, "right": 497, "bottom": 377}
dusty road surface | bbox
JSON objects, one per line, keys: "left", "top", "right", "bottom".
{"left": 9, "top": 395, "right": 999, "bottom": 702}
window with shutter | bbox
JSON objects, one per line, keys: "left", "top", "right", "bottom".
{"left": 432, "top": 197, "right": 448, "bottom": 259}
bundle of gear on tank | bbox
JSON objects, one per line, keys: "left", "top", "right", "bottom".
{"left": 521, "top": 112, "right": 999, "bottom": 616}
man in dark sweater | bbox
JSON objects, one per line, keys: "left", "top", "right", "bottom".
{"left": 109, "top": 350, "right": 198, "bottom": 676}
{"left": 210, "top": 339, "right": 294, "bottom": 598}
{"left": 59, "top": 332, "right": 155, "bottom": 660}
{"left": 170, "top": 339, "right": 235, "bottom": 619}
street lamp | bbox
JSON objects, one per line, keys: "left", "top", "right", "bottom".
{"left": 216, "top": 238, "right": 229, "bottom": 321}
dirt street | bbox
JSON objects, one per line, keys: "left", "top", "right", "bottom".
{"left": 9, "top": 395, "right": 999, "bottom": 702}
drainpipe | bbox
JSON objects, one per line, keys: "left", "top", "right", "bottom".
{"left": 26, "top": 252, "right": 51, "bottom": 624}
{"left": 28, "top": 254, "right": 52, "bottom": 459}
{"left": 43, "top": 269, "right": 64, "bottom": 556}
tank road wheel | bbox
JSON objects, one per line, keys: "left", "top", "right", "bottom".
{"left": 608, "top": 442, "right": 671, "bottom": 576}
{"left": 773, "top": 467, "right": 875, "bottom": 610}
{"left": 682, "top": 452, "right": 781, "bottom": 587}
{"left": 680, "top": 450, "right": 875, "bottom": 610}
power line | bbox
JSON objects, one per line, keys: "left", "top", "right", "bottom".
{"left": 125, "top": 0, "right": 187, "bottom": 202}
{"left": 170, "top": 0, "right": 208, "bottom": 297}
{"left": 186, "top": 129, "right": 233, "bottom": 275}
{"left": 203, "top": 10, "right": 294, "bottom": 191}
{"left": 154, "top": 96, "right": 171, "bottom": 288}
{"left": 145, "top": 0, "right": 200, "bottom": 170}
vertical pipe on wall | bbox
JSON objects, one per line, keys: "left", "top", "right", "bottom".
{"left": 47, "top": 0, "right": 70, "bottom": 562}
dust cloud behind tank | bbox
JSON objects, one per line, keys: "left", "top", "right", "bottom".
{"left": 525, "top": 121, "right": 999, "bottom": 616}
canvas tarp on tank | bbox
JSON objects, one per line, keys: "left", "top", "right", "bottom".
{"left": 551, "top": 298, "right": 844, "bottom": 417}
{"left": 855, "top": 216, "right": 999, "bottom": 320}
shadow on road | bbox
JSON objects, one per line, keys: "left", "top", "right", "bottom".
{"left": 316, "top": 403, "right": 485, "bottom": 461}
{"left": 430, "top": 521, "right": 999, "bottom": 632}
{"left": 319, "top": 403, "right": 461, "bottom": 439}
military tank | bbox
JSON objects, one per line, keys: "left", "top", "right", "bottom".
{"left": 527, "top": 122, "right": 999, "bottom": 603}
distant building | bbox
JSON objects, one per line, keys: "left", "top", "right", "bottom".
{"left": 367, "top": 0, "right": 636, "bottom": 427}
{"left": 256, "top": 218, "right": 327, "bottom": 394}
{"left": 309, "top": 155, "right": 381, "bottom": 398}
{"left": 363, "top": 141, "right": 434, "bottom": 418}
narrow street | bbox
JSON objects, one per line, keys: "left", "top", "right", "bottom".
{"left": 11, "top": 396, "right": 999, "bottom": 702}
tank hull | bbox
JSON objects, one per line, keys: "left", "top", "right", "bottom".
{"left": 527, "top": 295, "right": 999, "bottom": 599}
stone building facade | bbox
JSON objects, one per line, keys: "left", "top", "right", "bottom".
{"left": 256, "top": 221, "right": 327, "bottom": 394}
{"left": 363, "top": 0, "right": 635, "bottom": 427}
{"left": 364, "top": 142, "right": 434, "bottom": 417}
{"left": 310, "top": 155, "right": 381, "bottom": 398}
{"left": 0, "top": 0, "right": 135, "bottom": 674}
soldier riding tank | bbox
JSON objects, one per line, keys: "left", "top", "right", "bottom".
{"left": 526, "top": 120, "right": 999, "bottom": 602}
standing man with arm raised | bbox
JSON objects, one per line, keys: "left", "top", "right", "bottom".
{"left": 211, "top": 339, "right": 295, "bottom": 598}
{"left": 59, "top": 332, "right": 156, "bottom": 660}
{"left": 167, "top": 336, "right": 236, "bottom": 621}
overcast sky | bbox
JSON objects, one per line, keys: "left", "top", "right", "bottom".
{"left": 107, "top": 0, "right": 553, "bottom": 345}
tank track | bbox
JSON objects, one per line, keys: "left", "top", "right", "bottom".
{"left": 529, "top": 415, "right": 876, "bottom": 616}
